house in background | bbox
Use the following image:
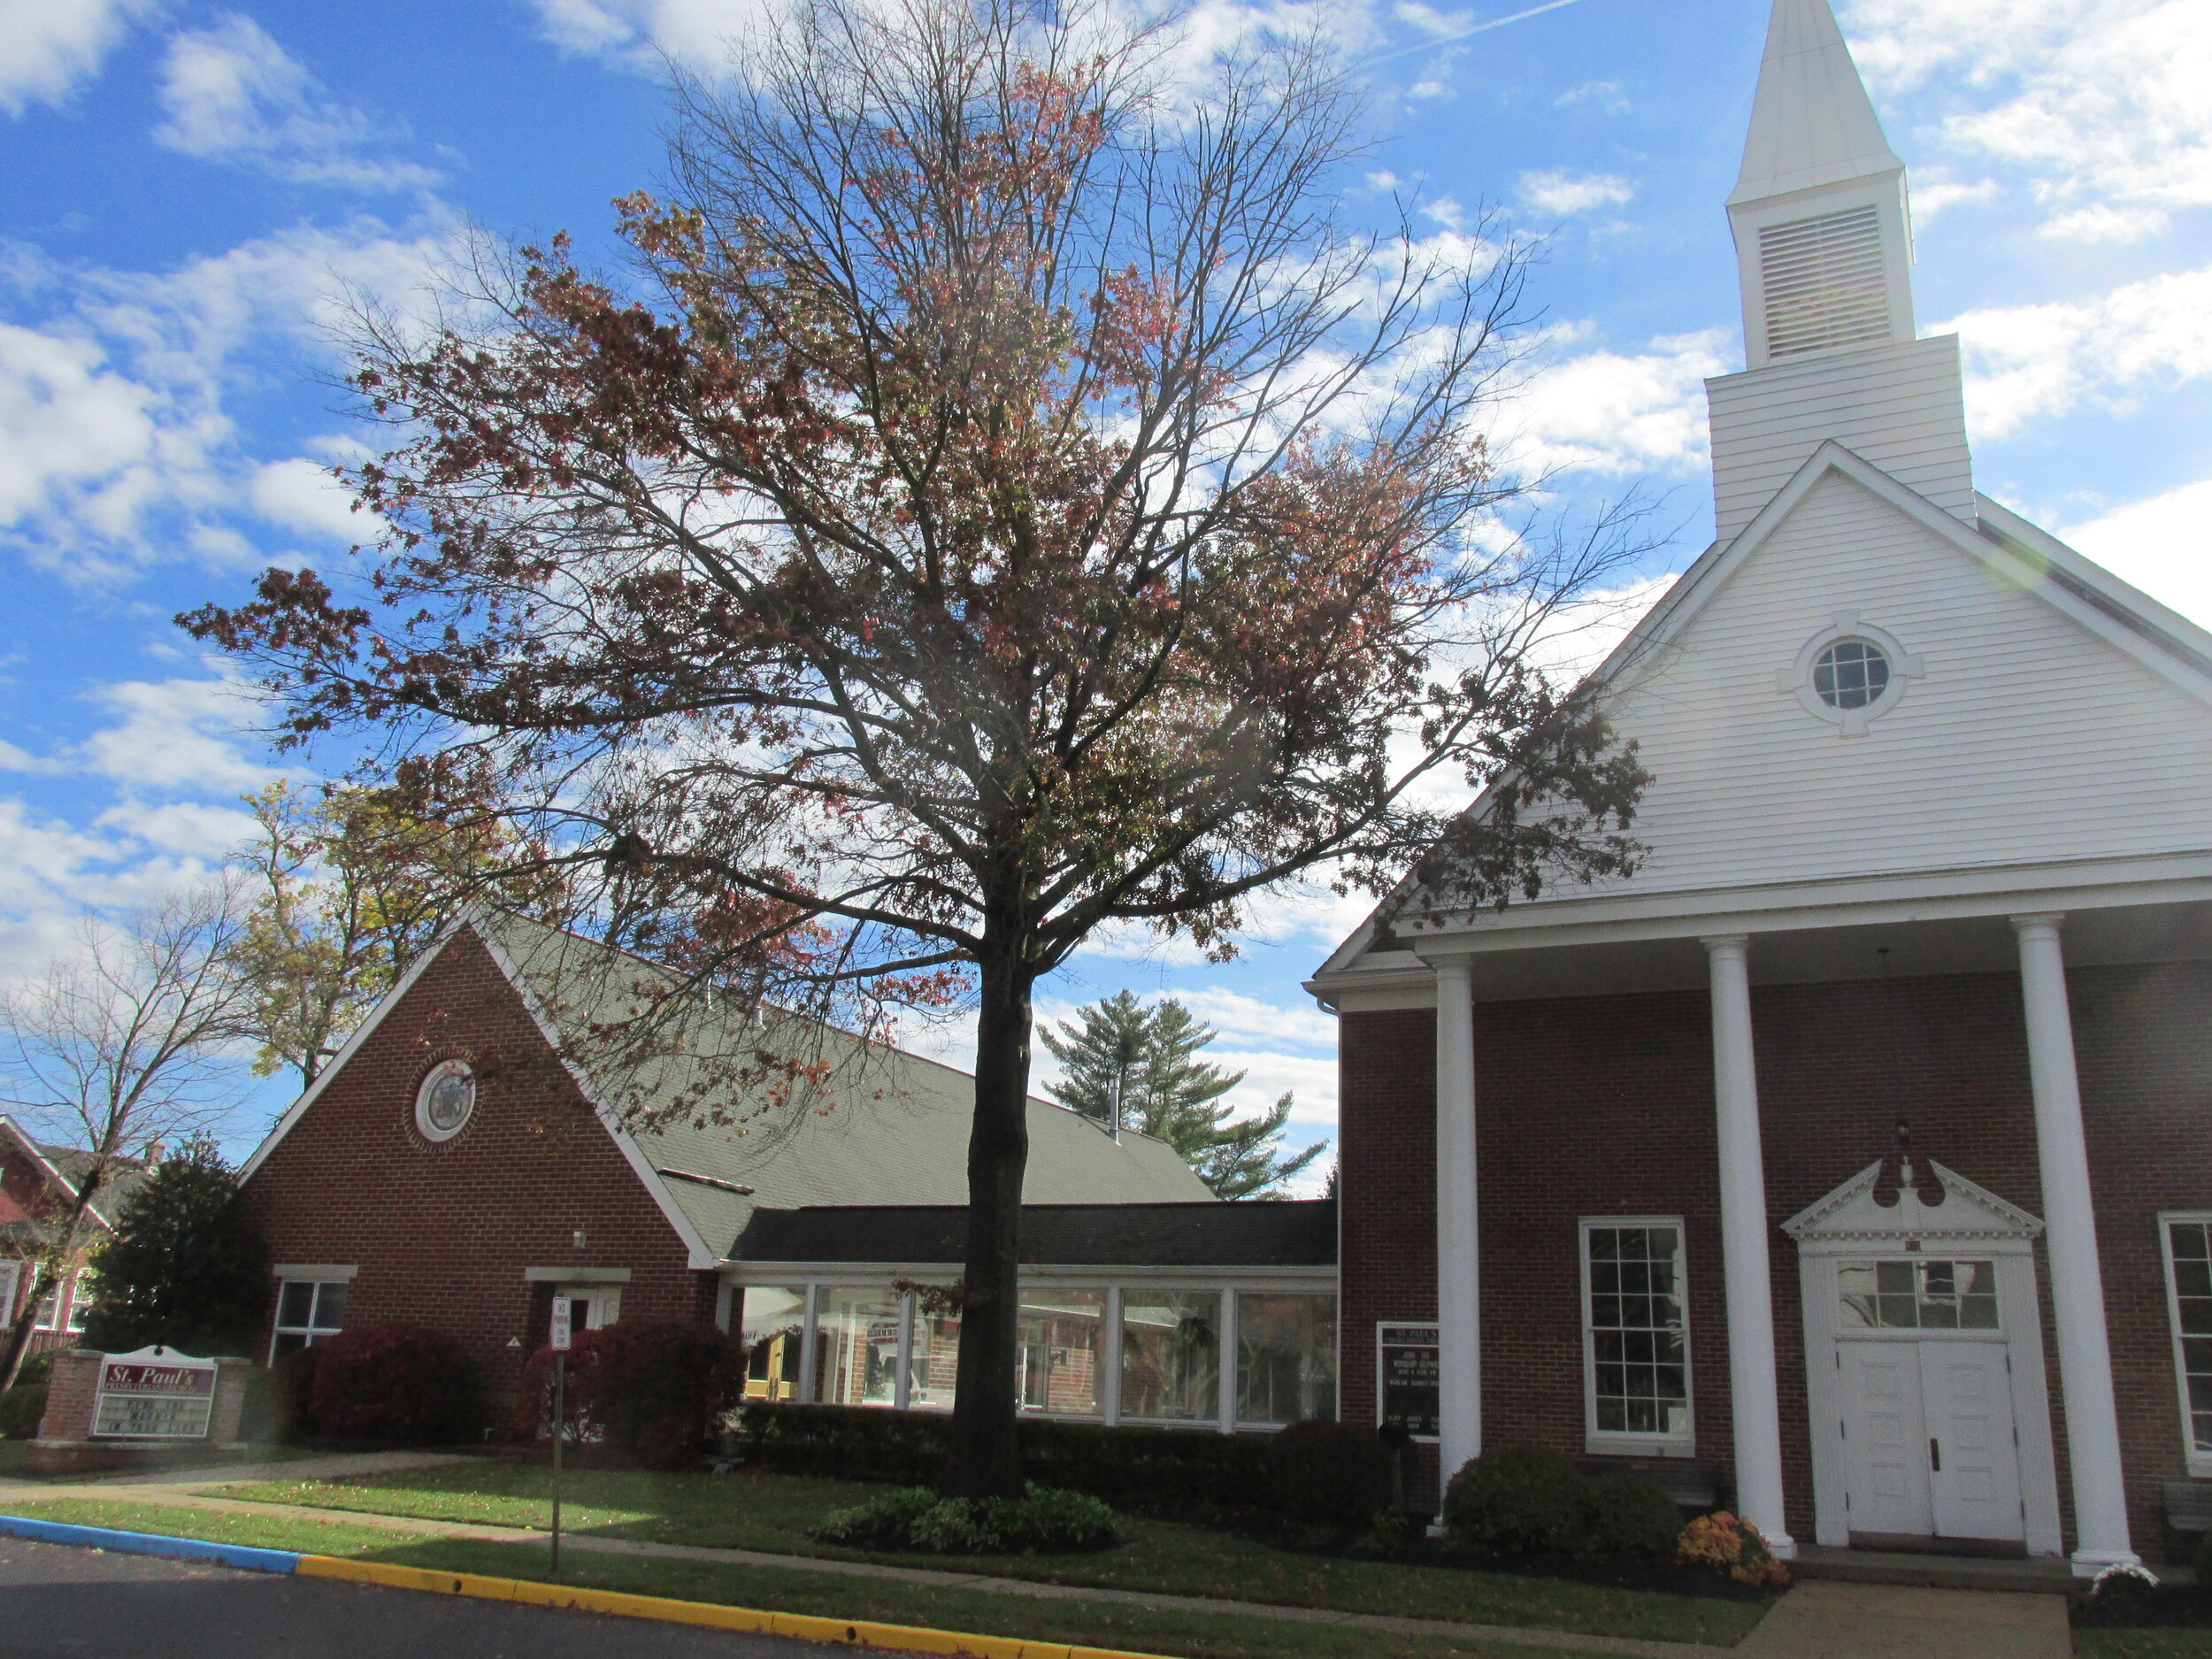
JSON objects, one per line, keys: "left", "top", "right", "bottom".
{"left": 239, "top": 911, "right": 1339, "bottom": 1432}
{"left": 1314, "top": 0, "right": 2212, "bottom": 1573}
{"left": 1, "top": 1117, "right": 150, "bottom": 1356}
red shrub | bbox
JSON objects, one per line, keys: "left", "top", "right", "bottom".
{"left": 516, "top": 1319, "right": 743, "bottom": 1467}
{"left": 305, "top": 1325, "right": 484, "bottom": 1444}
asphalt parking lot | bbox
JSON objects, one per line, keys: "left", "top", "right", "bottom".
{"left": 0, "top": 1534, "right": 832, "bottom": 1658}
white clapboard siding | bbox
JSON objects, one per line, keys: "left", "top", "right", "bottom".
{"left": 1709, "top": 335, "right": 1974, "bottom": 543}
{"left": 1540, "top": 467, "right": 2212, "bottom": 902}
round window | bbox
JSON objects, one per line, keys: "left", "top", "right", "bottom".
{"left": 414, "top": 1058, "right": 477, "bottom": 1142}
{"left": 1813, "top": 639, "right": 1892, "bottom": 710}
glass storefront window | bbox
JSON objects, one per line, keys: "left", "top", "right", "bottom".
{"left": 910, "top": 1299, "right": 960, "bottom": 1409}
{"left": 1019, "top": 1291, "right": 1106, "bottom": 1417}
{"left": 1236, "top": 1292, "right": 1337, "bottom": 1425}
{"left": 1120, "top": 1290, "right": 1219, "bottom": 1421}
{"left": 815, "top": 1288, "right": 903, "bottom": 1407}
{"left": 740, "top": 1286, "right": 809, "bottom": 1402}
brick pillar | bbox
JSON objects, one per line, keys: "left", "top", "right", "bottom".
{"left": 35, "top": 1350, "right": 102, "bottom": 1440}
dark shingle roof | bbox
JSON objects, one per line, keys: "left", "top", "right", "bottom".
{"left": 733, "top": 1199, "right": 1337, "bottom": 1268}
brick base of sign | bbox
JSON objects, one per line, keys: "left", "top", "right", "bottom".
{"left": 27, "top": 1349, "right": 257, "bottom": 1475}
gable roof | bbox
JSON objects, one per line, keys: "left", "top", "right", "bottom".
{"left": 1315, "top": 444, "right": 2212, "bottom": 979}
{"left": 0, "top": 1115, "right": 150, "bottom": 1244}
{"left": 733, "top": 1199, "right": 1337, "bottom": 1270}
{"left": 242, "top": 910, "right": 1212, "bottom": 1265}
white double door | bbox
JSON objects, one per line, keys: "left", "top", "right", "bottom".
{"left": 1840, "top": 1338, "right": 2024, "bottom": 1542}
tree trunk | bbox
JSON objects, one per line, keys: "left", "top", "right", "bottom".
{"left": 945, "top": 945, "right": 1035, "bottom": 1499}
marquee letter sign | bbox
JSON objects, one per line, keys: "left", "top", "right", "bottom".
{"left": 91, "top": 1347, "right": 218, "bottom": 1440}
{"left": 1376, "top": 1322, "right": 1440, "bottom": 1441}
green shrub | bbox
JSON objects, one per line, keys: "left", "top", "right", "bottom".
{"left": 306, "top": 1325, "right": 483, "bottom": 1444}
{"left": 810, "top": 1483, "right": 1120, "bottom": 1554}
{"left": 81, "top": 1141, "right": 266, "bottom": 1358}
{"left": 12, "top": 1350, "right": 55, "bottom": 1388}
{"left": 517, "top": 1320, "right": 743, "bottom": 1466}
{"left": 0, "top": 1383, "right": 49, "bottom": 1439}
{"left": 1585, "top": 1471, "right": 1685, "bottom": 1560}
{"left": 1264, "top": 1418, "right": 1392, "bottom": 1525}
{"left": 735, "top": 1402, "right": 1272, "bottom": 1518}
{"left": 1441, "top": 1444, "right": 1592, "bottom": 1555}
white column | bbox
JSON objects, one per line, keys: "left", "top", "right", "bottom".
{"left": 1433, "top": 956, "right": 1481, "bottom": 1482}
{"left": 798, "top": 1282, "right": 821, "bottom": 1402}
{"left": 2012, "top": 913, "right": 2138, "bottom": 1574}
{"left": 1217, "top": 1289, "right": 1239, "bottom": 1433}
{"left": 1102, "top": 1287, "right": 1124, "bottom": 1426}
{"left": 1702, "top": 935, "right": 1794, "bottom": 1557}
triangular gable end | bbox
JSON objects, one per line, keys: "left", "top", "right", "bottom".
{"left": 236, "top": 913, "right": 721, "bottom": 1270}
{"left": 1783, "top": 1159, "right": 2043, "bottom": 1248}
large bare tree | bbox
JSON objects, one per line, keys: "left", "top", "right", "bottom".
{"left": 2, "top": 885, "right": 255, "bottom": 1389}
{"left": 185, "top": 0, "right": 1649, "bottom": 1494}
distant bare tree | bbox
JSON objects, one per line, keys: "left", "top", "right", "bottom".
{"left": 2, "top": 885, "right": 255, "bottom": 1389}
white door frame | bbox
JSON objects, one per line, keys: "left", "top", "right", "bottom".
{"left": 1785, "top": 1159, "right": 2063, "bottom": 1557}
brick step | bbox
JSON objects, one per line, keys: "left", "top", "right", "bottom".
{"left": 1792, "top": 1543, "right": 2088, "bottom": 1596}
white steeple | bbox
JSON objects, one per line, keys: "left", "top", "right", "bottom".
{"left": 1726, "top": 0, "right": 1915, "bottom": 369}
{"left": 1703, "top": 0, "right": 1973, "bottom": 547}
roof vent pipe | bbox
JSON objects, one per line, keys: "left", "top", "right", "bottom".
{"left": 1109, "top": 1072, "right": 1123, "bottom": 1143}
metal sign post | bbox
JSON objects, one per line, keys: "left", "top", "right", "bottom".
{"left": 549, "top": 1298, "right": 571, "bottom": 1577}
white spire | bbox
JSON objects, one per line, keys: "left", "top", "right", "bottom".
{"left": 1724, "top": 0, "right": 1916, "bottom": 371}
{"left": 1730, "top": 0, "right": 1902, "bottom": 207}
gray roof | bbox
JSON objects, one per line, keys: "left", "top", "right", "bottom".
{"left": 2, "top": 1117, "right": 150, "bottom": 1237}
{"left": 734, "top": 1200, "right": 1337, "bottom": 1269}
{"left": 475, "top": 914, "right": 1214, "bottom": 1258}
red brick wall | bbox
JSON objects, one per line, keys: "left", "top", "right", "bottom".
{"left": 237, "top": 930, "right": 717, "bottom": 1416}
{"left": 1338, "top": 960, "right": 2212, "bottom": 1555}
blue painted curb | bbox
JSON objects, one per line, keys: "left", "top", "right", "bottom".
{"left": 0, "top": 1513, "right": 302, "bottom": 1575}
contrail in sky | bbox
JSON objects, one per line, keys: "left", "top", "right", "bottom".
{"left": 1363, "top": 0, "right": 1586, "bottom": 70}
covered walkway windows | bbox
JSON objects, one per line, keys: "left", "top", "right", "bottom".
{"left": 732, "top": 1276, "right": 1335, "bottom": 1431}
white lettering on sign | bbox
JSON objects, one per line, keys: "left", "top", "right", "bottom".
{"left": 550, "top": 1299, "right": 572, "bottom": 1351}
{"left": 91, "top": 1348, "right": 218, "bottom": 1440}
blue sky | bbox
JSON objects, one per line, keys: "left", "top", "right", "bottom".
{"left": 3, "top": 0, "right": 2208, "bottom": 1175}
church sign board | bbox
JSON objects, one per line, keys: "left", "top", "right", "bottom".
{"left": 91, "top": 1348, "right": 218, "bottom": 1440}
{"left": 1376, "top": 1322, "right": 1440, "bottom": 1440}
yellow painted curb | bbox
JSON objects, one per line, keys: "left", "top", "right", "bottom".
{"left": 295, "top": 1555, "right": 1172, "bottom": 1659}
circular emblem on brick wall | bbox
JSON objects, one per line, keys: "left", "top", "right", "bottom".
{"left": 414, "top": 1058, "right": 477, "bottom": 1143}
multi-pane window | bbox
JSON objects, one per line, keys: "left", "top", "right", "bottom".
{"left": 1839, "top": 1259, "right": 1998, "bottom": 1330}
{"left": 1120, "top": 1291, "right": 1220, "bottom": 1421}
{"left": 1236, "top": 1293, "right": 1338, "bottom": 1426}
{"left": 272, "top": 1279, "right": 349, "bottom": 1358}
{"left": 2162, "top": 1217, "right": 2212, "bottom": 1467}
{"left": 65, "top": 1270, "right": 95, "bottom": 1334}
{"left": 1582, "top": 1221, "right": 1692, "bottom": 1448}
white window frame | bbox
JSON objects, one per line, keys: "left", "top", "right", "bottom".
{"left": 270, "top": 1272, "right": 354, "bottom": 1361}
{"left": 1579, "top": 1216, "right": 1695, "bottom": 1457}
{"left": 63, "top": 1267, "right": 95, "bottom": 1334}
{"left": 0, "top": 1260, "right": 19, "bottom": 1325}
{"left": 2159, "top": 1210, "right": 2212, "bottom": 1478}
{"left": 32, "top": 1268, "right": 72, "bottom": 1333}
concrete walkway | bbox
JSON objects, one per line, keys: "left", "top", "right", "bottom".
{"left": 1733, "top": 1581, "right": 2072, "bottom": 1659}
{"left": 0, "top": 1466, "right": 1727, "bottom": 1659}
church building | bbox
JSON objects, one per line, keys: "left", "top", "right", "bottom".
{"left": 1314, "top": 0, "right": 2212, "bottom": 1573}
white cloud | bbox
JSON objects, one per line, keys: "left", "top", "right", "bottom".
{"left": 1555, "top": 79, "right": 1627, "bottom": 112}
{"left": 155, "top": 14, "right": 438, "bottom": 191}
{"left": 1504, "top": 328, "right": 1732, "bottom": 477}
{"left": 2062, "top": 478, "right": 2212, "bottom": 630}
{"left": 1394, "top": 1, "right": 1471, "bottom": 35}
{"left": 95, "top": 799, "right": 262, "bottom": 859}
{"left": 528, "top": 0, "right": 783, "bottom": 67}
{"left": 1516, "top": 170, "right": 1632, "bottom": 218}
{"left": 249, "top": 455, "right": 368, "bottom": 541}
{"left": 1939, "top": 264, "right": 2212, "bottom": 439}
{"left": 1911, "top": 178, "right": 2001, "bottom": 221}
{"left": 0, "top": 218, "right": 460, "bottom": 578}
{"left": 2036, "top": 203, "right": 2167, "bottom": 244}
{"left": 78, "top": 676, "right": 276, "bottom": 795}
{"left": 0, "top": 0, "right": 151, "bottom": 116}
{"left": 1845, "top": 0, "right": 2212, "bottom": 235}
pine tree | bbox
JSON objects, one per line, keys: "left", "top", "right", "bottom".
{"left": 1041, "top": 993, "right": 1326, "bottom": 1200}
{"left": 81, "top": 1141, "right": 267, "bottom": 1358}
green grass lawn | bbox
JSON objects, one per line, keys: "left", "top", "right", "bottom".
{"left": 210, "top": 1463, "right": 1767, "bottom": 1647}
{"left": 0, "top": 1496, "right": 1652, "bottom": 1659}
{"left": 2078, "top": 1633, "right": 2212, "bottom": 1658}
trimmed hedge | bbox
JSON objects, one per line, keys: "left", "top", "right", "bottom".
{"left": 0, "top": 1383, "right": 48, "bottom": 1439}
{"left": 306, "top": 1324, "right": 483, "bottom": 1444}
{"left": 1443, "top": 1443, "right": 1685, "bottom": 1562}
{"left": 518, "top": 1320, "right": 743, "bottom": 1467}
{"left": 810, "top": 1483, "right": 1121, "bottom": 1554}
{"left": 734, "top": 1402, "right": 1275, "bottom": 1517}
{"left": 1265, "top": 1418, "right": 1393, "bottom": 1526}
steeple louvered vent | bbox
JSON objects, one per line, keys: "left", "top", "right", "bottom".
{"left": 1758, "top": 205, "right": 1891, "bottom": 358}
